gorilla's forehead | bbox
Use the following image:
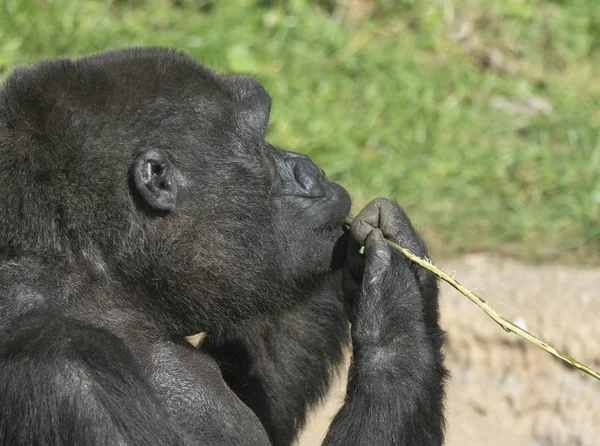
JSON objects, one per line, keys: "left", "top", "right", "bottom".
{"left": 0, "top": 47, "right": 271, "bottom": 138}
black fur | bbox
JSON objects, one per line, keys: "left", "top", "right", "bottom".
{"left": 0, "top": 48, "right": 446, "bottom": 445}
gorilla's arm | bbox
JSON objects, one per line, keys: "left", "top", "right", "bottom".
{"left": 202, "top": 275, "right": 349, "bottom": 446}
{"left": 324, "top": 198, "right": 447, "bottom": 446}
{"left": 0, "top": 312, "right": 191, "bottom": 446}
{"left": 203, "top": 199, "right": 446, "bottom": 446}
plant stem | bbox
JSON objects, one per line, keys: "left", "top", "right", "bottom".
{"left": 344, "top": 217, "right": 600, "bottom": 381}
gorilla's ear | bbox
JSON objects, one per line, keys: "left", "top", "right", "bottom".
{"left": 132, "top": 149, "right": 177, "bottom": 212}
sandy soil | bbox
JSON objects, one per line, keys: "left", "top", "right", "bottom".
{"left": 296, "top": 254, "right": 600, "bottom": 446}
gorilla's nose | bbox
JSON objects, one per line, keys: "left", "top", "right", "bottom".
{"left": 286, "top": 156, "right": 328, "bottom": 198}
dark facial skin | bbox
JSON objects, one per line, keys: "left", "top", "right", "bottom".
{"left": 0, "top": 48, "right": 445, "bottom": 446}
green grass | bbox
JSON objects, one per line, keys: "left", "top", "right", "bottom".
{"left": 1, "top": 0, "right": 599, "bottom": 262}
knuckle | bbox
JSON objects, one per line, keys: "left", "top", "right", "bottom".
{"left": 368, "top": 197, "right": 385, "bottom": 206}
{"left": 377, "top": 197, "right": 394, "bottom": 207}
{"left": 363, "top": 199, "right": 382, "bottom": 215}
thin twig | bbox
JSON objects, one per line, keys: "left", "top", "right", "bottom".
{"left": 344, "top": 217, "right": 600, "bottom": 381}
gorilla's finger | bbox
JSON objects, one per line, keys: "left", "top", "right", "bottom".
{"left": 350, "top": 202, "right": 380, "bottom": 246}
{"left": 362, "top": 229, "right": 391, "bottom": 286}
{"left": 342, "top": 264, "right": 360, "bottom": 325}
{"left": 345, "top": 236, "right": 362, "bottom": 256}
{"left": 345, "top": 238, "right": 365, "bottom": 280}
{"left": 352, "top": 198, "right": 419, "bottom": 249}
{"left": 342, "top": 269, "right": 361, "bottom": 298}
{"left": 351, "top": 198, "right": 399, "bottom": 245}
{"left": 345, "top": 251, "right": 365, "bottom": 281}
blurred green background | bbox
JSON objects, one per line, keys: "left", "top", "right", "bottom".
{"left": 1, "top": 0, "right": 598, "bottom": 262}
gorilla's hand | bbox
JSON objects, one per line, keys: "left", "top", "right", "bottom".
{"left": 327, "top": 198, "right": 445, "bottom": 445}
{"left": 343, "top": 197, "right": 428, "bottom": 326}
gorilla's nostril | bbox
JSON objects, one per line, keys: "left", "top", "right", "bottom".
{"left": 292, "top": 159, "right": 327, "bottom": 197}
{"left": 293, "top": 163, "right": 315, "bottom": 190}
{"left": 317, "top": 169, "right": 329, "bottom": 183}
{"left": 279, "top": 152, "right": 329, "bottom": 198}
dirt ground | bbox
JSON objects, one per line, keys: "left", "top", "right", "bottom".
{"left": 296, "top": 254, "right": 600, "bottom": 446}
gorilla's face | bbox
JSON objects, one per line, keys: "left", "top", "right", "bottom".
{"left": 114, "top": 49, "right": 351, "bottom": 330}
{"left": 0, "top": 48, "right": 351, "bottom": 332}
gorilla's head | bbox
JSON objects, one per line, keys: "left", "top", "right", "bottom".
{"left": 0, "top": 48, "right": 351, "bottom": 333}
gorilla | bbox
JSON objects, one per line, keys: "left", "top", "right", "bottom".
{"left": 0, "top": 47, "right": 446, "bottom": 446}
